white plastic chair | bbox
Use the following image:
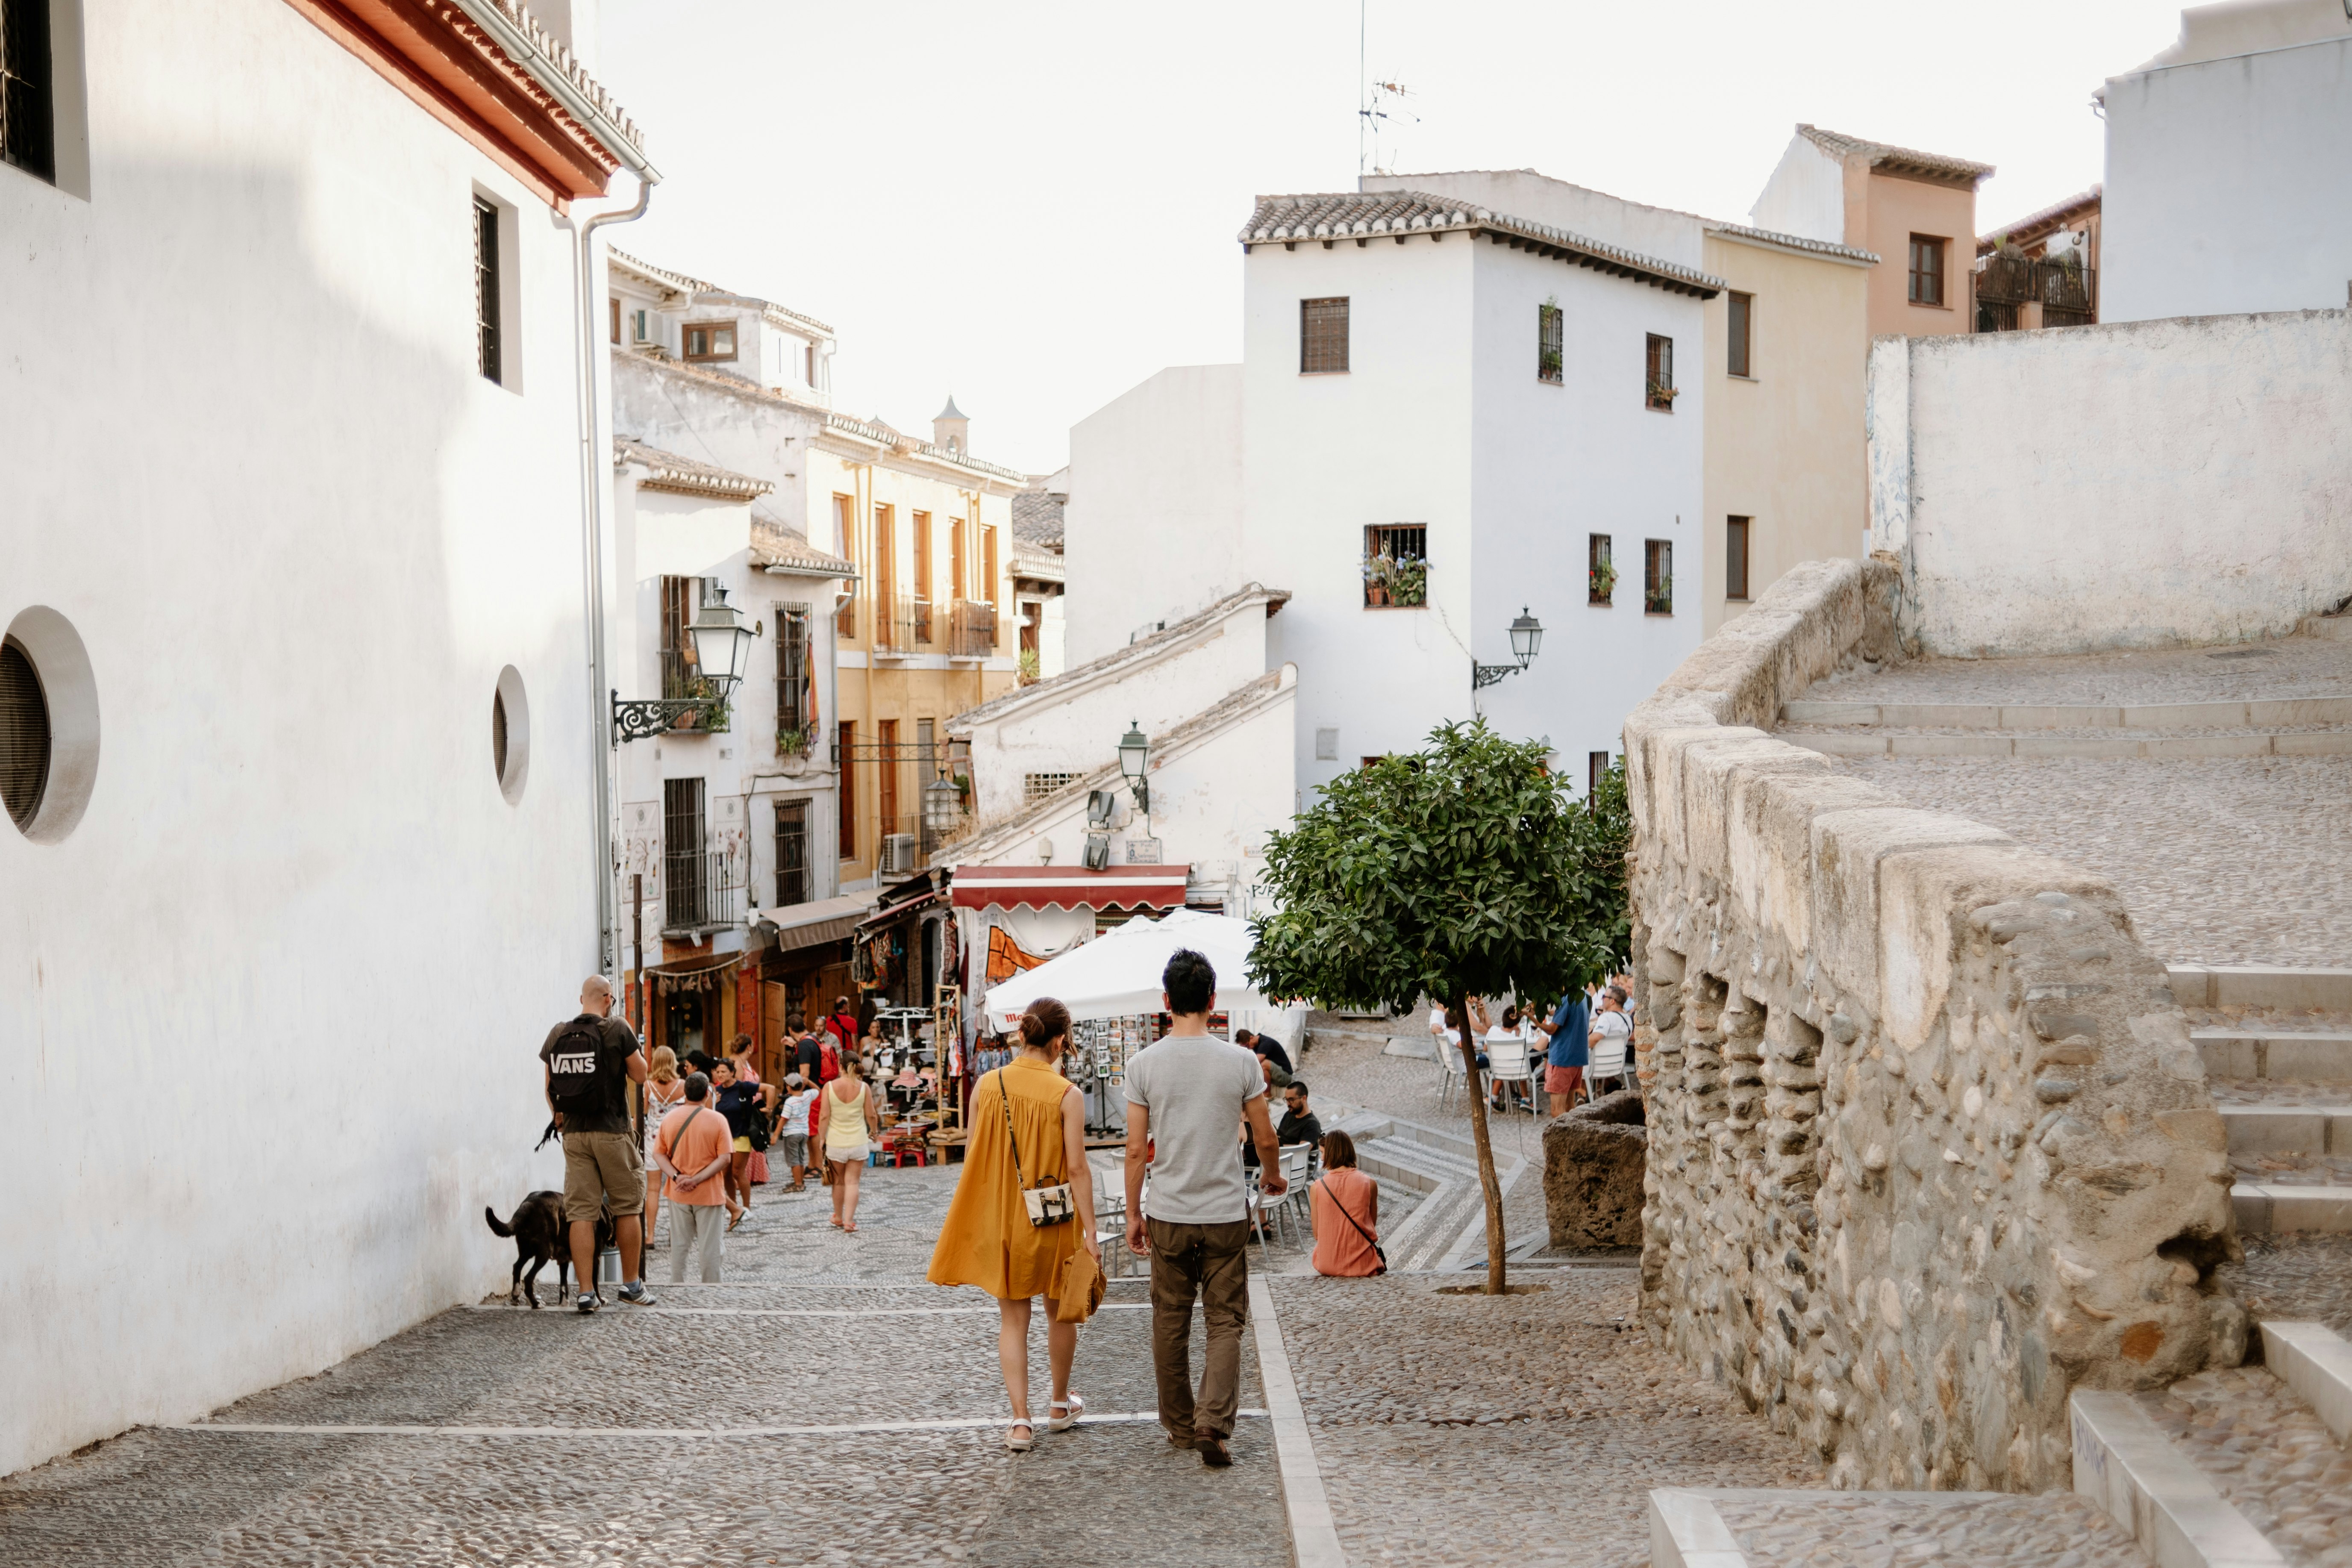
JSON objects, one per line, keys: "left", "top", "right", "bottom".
{"left": 1434, "top": 1033, "right": 1470, "bottom": 1110}
{"left": 1261, "top": 1144, "right": 1312, "bottom": 1249}
{"left": 1485, "top": 1033, "right": 1540, "bottom": 1115}
{"left": 1587, "top": 1027, "right": 1632, "bottom": 1097}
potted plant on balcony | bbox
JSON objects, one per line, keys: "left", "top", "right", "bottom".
{"left": 1645, "top": 380, "right": 1679, "bottom": 410}
{"left": 1645, "top": 572, "right": 1673, "bottom": 615}
{"left": 1017, "top": 647, "right": 1041, "bottom": 685}
{"left": 1589, "top": 556, "right": 1617, "bottom": 605}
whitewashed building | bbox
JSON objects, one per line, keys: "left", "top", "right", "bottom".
{"left": 1066, "top": 182, "right": 1722, "bottom": 805}
{"left": 2099, "top": 0, "right": 2352, "bottom": 322}
{"left": 0, "top": 0, "right": 649, "bottom": 1478}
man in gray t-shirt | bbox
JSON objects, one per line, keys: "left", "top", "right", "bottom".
{"left": 1123, "top": 948, "right": 1284, "bottom": 1467}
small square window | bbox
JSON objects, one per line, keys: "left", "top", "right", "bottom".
{"left": 632, "top": 308, "right": 652, "bottom": 344}
{"left": 684, "top": 321, "right": 738, "bottom": 362}
{"left": 1537, "top": 302, "right": 1563, "bottom": 384}
{"left": 1301, "top": 297, "right": 1349, "bottom": 374}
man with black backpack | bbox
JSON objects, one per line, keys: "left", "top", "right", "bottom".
{"left": 540, "top": 976, "right": 656, "bottom": 1313}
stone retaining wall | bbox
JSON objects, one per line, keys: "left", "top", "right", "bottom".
{"left": 1626, "top": 557, "right": 2243, "bottom": 1492}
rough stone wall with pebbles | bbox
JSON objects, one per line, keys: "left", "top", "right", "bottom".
{"left": 1624, "top": 556, "right": 2244, "bottom": 1494}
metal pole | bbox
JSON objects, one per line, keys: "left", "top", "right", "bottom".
{"left": 631, "top": 872, "right": 644, "bottom": 1032}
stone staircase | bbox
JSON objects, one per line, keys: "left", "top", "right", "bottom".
{"left": 1652, "top": 1320, "right": 2352, "bottom": 1567}
{"left": 2176, "top": 968, "right": 2352, "bottom": 1239}
{"left": 1777, "top": 694, "right": 2352, "bottom": 760}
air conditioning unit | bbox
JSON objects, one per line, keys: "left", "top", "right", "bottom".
{"left": 880, "top": 833, "right": 920, "bottom": 874}
{"left": 1082, "top": 832, "right": 1111, "bottom": 871}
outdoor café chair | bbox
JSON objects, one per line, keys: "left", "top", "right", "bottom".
{"left": 1484, "top": 1034, "right": 1540, "bottom": 1116}
{"left": 1587, "top": 1031, "right": 1632, "bottom": 1098}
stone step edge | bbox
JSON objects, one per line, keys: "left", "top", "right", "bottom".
{"left": 2216, "top": 1103, "right": 2352, "bottom": 1157}
{"left": 2257, "top": 1321, "right": 2352, "bottom": 1444}
{"left": 2173, "top": 967, "right": 2352, "bottom": 1012}
{"left": 2070, "top": 1389, "right": 2287, "bottom": 1568}
{"left": 1782, "top": 694, "right": 2352, "bottom": 729}
{"left": 1789, "top": 729, "right": 2352, "bottom": 760}
{"left": 2229, "top": 1183, "right": 2352, "bottom": 1235}
{"left": 1649, "top": 1488, "right": 2089, "bottom": 1568}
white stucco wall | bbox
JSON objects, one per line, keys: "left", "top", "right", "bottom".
{"left": 1867, "top": 310, "right": 2352, "bottom": 655}
{"left": 2101, "top": 34, "right": 2352, "bottom": 323}
{"left": 954, "top": 596, "right": 1272, "bottom": 826}
{"left": 1747, "top": 135, "right": 1847, "bottom": 246}
{"left": 1064, "top": 365, "right": 1245, "bottom": 665}
{"left": 1242, "top": 229, "right": 1705, "bottom": 802}
{"left": 0, "top": 0, "right": 606, "bottom": 1477}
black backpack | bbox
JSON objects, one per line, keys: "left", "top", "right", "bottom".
{"left": 547, "top": 1018, "right": 610, "bottom": 1117}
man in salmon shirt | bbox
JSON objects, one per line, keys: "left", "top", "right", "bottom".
{"left": 652, "top": 1072, "right": 735, "bottom": 1283}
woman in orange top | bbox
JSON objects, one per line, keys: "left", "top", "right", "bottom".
{"left": 1310, "top": 1130, "right": 1383, "bottom": 1277}
{"left": 927, "top": 997, "right": 1100, "bottom": 1452}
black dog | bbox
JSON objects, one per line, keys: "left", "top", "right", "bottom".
{"left": 485, "top": 1191, "right": 614, "bottom": 1308}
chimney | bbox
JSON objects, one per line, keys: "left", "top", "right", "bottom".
{"left": 933, "top": 395, "right": 969, "bottom": 456}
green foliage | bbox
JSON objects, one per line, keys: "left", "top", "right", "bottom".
{"left": 1248, "top": 718, "right": 1630, "bottom": 1016}
{"left": 1361, "top": 549, "right": 1428, "bottom": 607}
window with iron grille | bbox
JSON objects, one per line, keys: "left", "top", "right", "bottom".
{"left": 683, "top": 321, "right": 737, "bottom": 362}
{"left": 773, "top": 798, "right": 810, "bottom": 909}
{"left": 0, "top": 636, "right": 49, "bottom": 831}
{"left": 1362, "top": 523, "right": 1427, "bottom": 608}
{"left": 1589, "top": 751, "right": 1609, "bottom": 798}
{"left": 1300, "top": 297, "right": 1349, "bottom": 374}
{"left": 1908, "top": 235, "right": 1946, "bottom": 306}
{"left": 1588, "top": 533, "right": 1615, "bottom": 606}
{"left": 1725, "top": 516, "right": 1751, "bottom": 602}
{"left": 1025, "top": 772, "right": 1076, "bottom": 803}
{"left": 474, "top": 197, "right": 502, "bottom": 382}
{"left": 0, "top": 0, "right": 56, "bottom": 185}
{"left": 662, "top": 777, "right": 707, "bottom": 929}
{"left": 1727, "top": 291, "right": 1753, "bottom": 378}
{"left": 1644, "top": 334, "right": 1675, "bottom": 411}
{"left": 1644, "top": 538, "right": 1673, "bottom": 615}
{"left": 774, "top": 602, "right": 812, "bottom": 750}
{"left": 1537, "top": 301, "right": 1563, "bottom": 384}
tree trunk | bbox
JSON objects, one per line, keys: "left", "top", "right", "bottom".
{"left": 1447, "top": 997, "right": 1508, "bottom": 1295}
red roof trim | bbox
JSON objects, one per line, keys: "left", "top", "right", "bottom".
{"left": 950, "top": 864, "right": 1189, "bottom": 912}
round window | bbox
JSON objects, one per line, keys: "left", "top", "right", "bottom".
{"left": 0, "top": 638, "right": 49, "bottom": 830}
{"left": 3, "top": 608, "right": 99, "bottom": 844}
{"left": 493, "top": 665, "right": 530, "bottom": 803}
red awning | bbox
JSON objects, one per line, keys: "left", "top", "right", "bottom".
{"left": 950, "top": 863, "right": 1189, "bottom": 912}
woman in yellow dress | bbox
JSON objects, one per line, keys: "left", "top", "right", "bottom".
{"left": 928, "top": 997, "right": 1100, "bottom": 1451}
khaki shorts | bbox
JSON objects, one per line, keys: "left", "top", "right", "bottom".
{"left": 562, "top": 1129, "right": 646, "bottom": 1223}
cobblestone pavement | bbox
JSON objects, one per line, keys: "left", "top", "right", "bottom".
{"left": 0, "top": 1162, "right": 1290, "bottom": 1568}
{"left": 1803, "top": 634, "right": 2352, "bottom": 706}
{"left": 1826, "top": 754, "right": 2352, "bottom": 968}
{"left": 1270, "top": 1270, "right": 1822, "bottom": 1567}
{"left": 2224, "top": 1235, "right": 2352, "bottom": 1337}
{"left": 2140, "top": 1369, "right": 2352, "bottom": 1568}
{"left": 1710, "top": 1491, "right": 2150, "bottom": 1567}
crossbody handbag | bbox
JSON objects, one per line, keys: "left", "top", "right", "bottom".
{"left": 997, "top": 1069, "right": 1076, "bottom": 1228}
{"left": 1314, "top": 1176, "right": 1386, "bottom": 1274}
{"left": 662, "top": 1106, "right": 705, "bottom": 1186}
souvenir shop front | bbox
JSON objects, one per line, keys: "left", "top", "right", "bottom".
{"left": 950, "top": 863, "right": 1194, "bottom": 1136}
{"left": 848, "top": 869, "right": 964, "bottom": 1161}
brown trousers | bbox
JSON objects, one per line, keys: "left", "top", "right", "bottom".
{"left": 1146, "top": 1217, "right": 1252, "bottom": 1439}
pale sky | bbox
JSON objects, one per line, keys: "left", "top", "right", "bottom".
{"left": 594, "top": 0, "right": 2187, "bottom": 476}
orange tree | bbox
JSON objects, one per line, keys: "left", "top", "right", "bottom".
{"left": 1247, "top": 718, "right": 1629, "bottom": 1293}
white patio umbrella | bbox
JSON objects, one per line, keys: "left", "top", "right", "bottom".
{"left": 980, "top": 907, "right": 1276, "bottom": 1032}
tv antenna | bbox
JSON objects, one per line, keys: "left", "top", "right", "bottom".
{"left": 1357, "top": 2, "right": 1417, "bottom": 177}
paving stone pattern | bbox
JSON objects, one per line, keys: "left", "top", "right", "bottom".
{"left": 1709, "top": 1490, "right": 2152, "bottom": 1568}
{"left": 1270, "top": 1270, "right": 1823, "bottom": 1567}
{"left": 2139, "top": 1368, "right": 2352, "bottom": 1568}
{"left": 0, "top": 1162, "right": 1291, "bottom": 1568}
{"left": 2224, "top": 1235, "right": 2352, "bottom": 1338}
{"left": 1804, "top": 635, "right": 2352, "bottom": 706}
{"left": 1830, "top": 753, "right": 2352, "bottom": 968}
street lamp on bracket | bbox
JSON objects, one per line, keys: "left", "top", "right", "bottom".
{"left": 1118, "top": 719, "right": 1151, "bottom": 818}
{"left": 612, "top": 582, "right": 759, "bottom": 746}
{"left": 1471, "top": 606, "right": 1544, "bottom": 691}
